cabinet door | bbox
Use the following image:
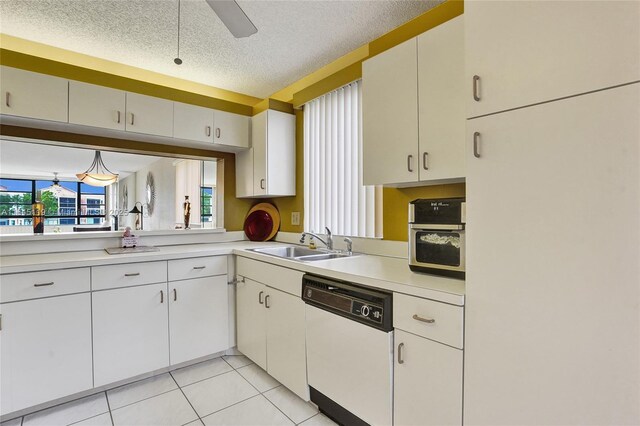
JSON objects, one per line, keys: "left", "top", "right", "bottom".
{"left": 465, "top": 1, "right": 640, "bottom": 118}
{"left": 214, "top": 110, "right": 250, "bottom": 148}
{"left": 0, "top": 294, "right": 93, "bottom": 415}
{"left": 265, "top": 110, "right": 296, "bottom": 196}
{"left": 69, "top": 81, "right": 126, "bottom": 130}
{"left": 265, "top": 288, "right": 309, "bottom": 400}
{"left": 173, "top": 102, "right": 214, "bottom": 143}
{"left": 0, "top": 66, "right": 68, "bottom": 122}
{"left": 362, "top": 38, "right": 419, "bottom": 185}
{"left": 93, "top": 283, "right": 169, "bottom": 387}
{"left": 169, "top": 276, "right": 229, "bottom": 365}
{"left": 251, "top": 110, "right": 268, "bottom": 196}
{"left": 464, "top": 84, "right": 640, "bottom": 424}
{"left": 125, "top": 92, "right": 174, "bottom": 137}
{"left": 394, "top": 329, "right": 462, "bottom": 426}
{"left": 417, "top": 16, "right": 465, "bottom": 183}
{"left": 235, "top": 148, "right": 254, "bottom": 198}
{"left": 236, "top": 278, "right": 267, "bottom": 370}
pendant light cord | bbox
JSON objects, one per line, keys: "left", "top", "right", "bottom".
{"left": 175, "top": 0, "right": 182, "bottom": 63}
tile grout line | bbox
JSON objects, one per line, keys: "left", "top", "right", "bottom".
{"left": 260, "top": 385, "right": 300, "bottom": 426}
{"left": 103, "top": 391, "right": 115, "bottom": 426}
{"left": 169, "top": 370, "right": 204, "bottom": 425}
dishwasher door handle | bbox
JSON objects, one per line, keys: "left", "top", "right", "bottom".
{"left": 397, "top": 343, "right": 405, "bottom": 364}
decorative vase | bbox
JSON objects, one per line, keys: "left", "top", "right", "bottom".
{"left": 183, "top": 196, "right": 191, "bottom": 229}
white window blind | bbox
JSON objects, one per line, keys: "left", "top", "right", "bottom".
{"left": 303, "top": 80, "right": 382, "bottom": 238}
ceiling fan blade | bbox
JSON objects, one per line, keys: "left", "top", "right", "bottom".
{"left": 205, "top": 0, "right": 257, "bottom": 38}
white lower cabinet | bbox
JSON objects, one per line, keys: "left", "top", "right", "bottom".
{"left": 0, "top": 293, "right": 93, "bottom": 415}
{"left": 92, "top": 282, "right": 170, "bottom": 387}
{"left": 236, "top": 267, "right": 309, "bottom": 400}
{"left": 169, "top": 275, "right": 229, "bottom": 365}
{"left": 393, "top": 293, "right": 464, "bottom": 425}
{"left": 394, "top": 330, "right": 463, "bottom": 426}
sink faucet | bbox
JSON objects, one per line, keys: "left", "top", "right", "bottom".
{"left": 344, "top": 237, "right": 353, "bottom": 255}
{"left": 300, "top": 227, "right": 333, "bottom": 250}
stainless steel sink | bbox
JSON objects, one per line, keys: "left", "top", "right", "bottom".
{"left": 248, "top": 246, "right": 357, "bottom": 262}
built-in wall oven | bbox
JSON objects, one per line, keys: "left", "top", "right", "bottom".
{"left": 409, "top": 198, "right": 466, "bottom": 279}
{"left": 302, "top": 274, "right": 393, "bottom": 426}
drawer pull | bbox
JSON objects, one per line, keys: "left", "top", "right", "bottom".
{"left": 160, "top": 290, "right": 164, "bottom": 304}
{"left": 258, "top": 290, "right": 264, "bottom": 304}
{"left": 412, "top": 314, "right": 435, "bottom": 324}
{"left": 265, "top": 294, "right": 271, "bottom": 309}
{"left": 473, "top": 75, "right": 481, "bottom": 101}
{"left": 124, "top": 272, "right": 140, "bottom": 277}
{"left": 173, "top": 288, "right": 177, "bottom": 302}
{"left": 34, "top": 282, "right": 54, "bottom": 287}
{"left": 192, "top": 266, "right": 206, "bottom": 270}
{"left": 398, "top": 343, "right": 405, "bottom": 364}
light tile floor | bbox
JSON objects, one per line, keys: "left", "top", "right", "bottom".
{"left": 1, "top": 355, "right": 337, "bottom": 426}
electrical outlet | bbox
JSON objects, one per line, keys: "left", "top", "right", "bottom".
{"left": 291, "top": 212, "right": 300, "bottom": 226}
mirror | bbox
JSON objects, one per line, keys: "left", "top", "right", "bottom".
{"left": 0, "top": 139, "right": 221, "bottom": 235}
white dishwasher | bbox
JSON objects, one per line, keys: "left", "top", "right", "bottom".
{"left": 303, "top": 274, "right": 394, "bottom": 426}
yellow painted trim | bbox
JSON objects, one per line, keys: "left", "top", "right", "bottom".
{"left": 269, "top": 44, "right": 369, "bottom": 103}
{"left": 0, "top": 34, "right": 261, "bottom": 109}
{"left": 292, "top": 62, "right": 362, "bottom": 109}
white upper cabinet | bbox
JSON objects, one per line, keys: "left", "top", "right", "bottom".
{"left": 417, "top": 15, "right": 465, "bottom": 182}
{"left": 69, "top": 81, "right": 126, "bottom": 130}
{"left": 0, "top": 66, "right": 68, "bottom": 122}
{"left": 173, "top": 101, "right": 214, "bottom": 143}
{"left": 363, "top": 38, "right": 419, "bottom": 185}
{"left": 214, "top": 110, "right": 250, "bottom": 148}
{"left": 237, "top": 109, "right": 295, "bottom": 198}
{"left": 465, "top": 0, "right": 640, "bottom": 118}
{"left": 125, "top": 92, "right": 174, "bottom": 137}
{"left": 363, "top": 16, "right": 465, "bottom": 186}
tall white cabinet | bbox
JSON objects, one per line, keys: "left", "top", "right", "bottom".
{"left": 363, "top": 16, "right": 465, "bottom": 186}
{"left": 465, "top": 0, "right": 640, "bottom": 118}
{"left": 463, "top": 0, "right": 640, "bottom": 415}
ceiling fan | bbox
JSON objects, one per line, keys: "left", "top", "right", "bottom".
{"left": 206, "top": 0, "right": 257, "bottom": 38}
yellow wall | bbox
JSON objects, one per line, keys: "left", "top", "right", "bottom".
{"left": 0, "top": 0, "right": 465, "bottom": 240}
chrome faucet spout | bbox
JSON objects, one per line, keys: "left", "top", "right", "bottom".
{"left": 300, "top": 228, "right": 333, "bottom": 250}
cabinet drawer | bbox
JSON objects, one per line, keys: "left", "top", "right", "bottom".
{"left": 168, "top": 256, "right": 227, "bottom": 281}
{"left": 92, "top": 261, "right": 167, "bottom": 291}
{"left": 236, "top": 257, "right": 304, "bottom": 297}
{"left": 0, "top": 268, "right": 90, "bottom": 303}
{"left": 393, "top": 293, "right": 463, "bottom": 349}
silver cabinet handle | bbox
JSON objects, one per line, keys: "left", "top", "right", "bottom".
{"left": 173, "top": 288, "right": 177, "bottom": 302}
{"left": 473, "top": 132, "right": 481, "bottom": 158}
{"left": 216, "top": 128, "right": 221, "bottom": 138}
{"left": 160, "top": 290, "right": 164, "bottom": 303}
{"left": 124, "top": 272, "right": 140, "bottom": 277}
{"left": 473, "top": 75, "right": 481, "bottom": 101}
{"left": 206, "top": 126, "right": 211, "bottom": 137}
{"left": 34, "top": 282, "right": 54, "bottom": 287}
{"left": 130, "top": 112, "right": 135, "bottom": 125}
{"left": 413, "top": 314, "right": 435, "bottom": 324}
{"left": 407, "top": 155, "right": 414, "bottom": 172}
{"left": 116, "top": 110, "right": 121, "bottom": 124}
{"left": 6, "top": 91, "right": 11, "bottom": 107}
{"left": 260, "top": 179, "right": 265, "bottom": 190}
{"left": 192, "top": 266, "right": 206, "bottom": 270}
{"left": 398, "top": 343, "right": 405, "bottom": 364}
{"left": 258, "top": 290, "right": 264, "bottom": 305}
{"left": 265, "top": 294, "right": 271, "bottom": 309}
{"left": 423, "top": 152, "right": 429, "bottom": 170}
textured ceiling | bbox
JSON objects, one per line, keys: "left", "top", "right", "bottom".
{"left": 0, "top": 0, "right": 442, "bottom": 99}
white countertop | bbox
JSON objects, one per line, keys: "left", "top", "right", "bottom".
{"left": 0, "top": 241, "right": 465, "bottom": 305}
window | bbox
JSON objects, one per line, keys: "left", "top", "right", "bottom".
{"left": 0, "top": 178, "right": 106, "bottom": 227}
{"left": 303, "top": 80, "right": 382, "bottom": 238}
{"left": 200, "top": 186, "right": 215, "bottom": 226}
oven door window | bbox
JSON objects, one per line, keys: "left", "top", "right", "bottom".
{"left": 415, "top": 231, "right": 461, "bottom": 266}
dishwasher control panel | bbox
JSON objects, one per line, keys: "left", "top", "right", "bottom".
{"left": 302, "top": 274, "right": 393, "bottom": 331}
